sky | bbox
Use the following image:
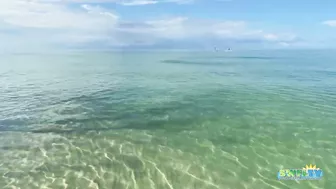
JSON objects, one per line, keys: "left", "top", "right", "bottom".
{"left": 0, "top": 0, "right": 335, "bottom": 51}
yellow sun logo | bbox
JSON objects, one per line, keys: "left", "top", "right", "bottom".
{"left": 303, "top": 164, "right": 319, "bottom": 170}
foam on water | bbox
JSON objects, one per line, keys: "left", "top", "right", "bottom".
{"left": 0, "top": 50, "right": 335, "bottom": 189}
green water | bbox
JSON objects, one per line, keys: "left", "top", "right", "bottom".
{"left": 0, "top": 50, "right": 335, "bottom": 189}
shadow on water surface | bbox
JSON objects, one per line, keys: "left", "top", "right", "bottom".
{"left": 0, "top": 117, "right": 209, "bottom": 136}
{"left": 162, "top": 59, "right": 226, "bottom": 66}
{"left": 232, "top": 56, "right": 277, "bottom": 60}
{"left": 162, "top": 55, "right": 278, "bottom": 66}
{"left": 179, "top": 55, "right": 280, "bottom": 60}
{"left": 0, "top": 88, "right": 249, "bottom": 139}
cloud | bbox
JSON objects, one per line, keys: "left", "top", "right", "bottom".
{"left": 33, "top": 0, "right": 193, "bottom": 6}
{"left": 0, "top": 1, "right": 118, "bottom": 29}
{"left": 0, "top": 0, "right": 120, "bottom": 47}
{"left": 118, "top": 0, "right": 158, "bottom": 5}
{"left": 164, "top": 0, "right": 194, "bottom": 4}
{"left": 116, "top": 0, "right": 195, "bottom": 6}
{"left": 322, "top": 20, "right": 336, "bottom": 27}
{"left": 0, "top": 0, "right": 298, "bottom": 51}
{"left": 117, "top": 18, "right": 297, "bottom": 42}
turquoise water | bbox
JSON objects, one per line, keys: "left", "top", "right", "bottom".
{"left": 0, "top": 50, "right": 335, "bottom": 189}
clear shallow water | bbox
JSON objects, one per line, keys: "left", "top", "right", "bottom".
{"left": 0, "top": 50, "right": 335, "bottom": 189}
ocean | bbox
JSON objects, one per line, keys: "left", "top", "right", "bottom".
{"left": 0, "top": 50, "right": 335, "bottom": 189}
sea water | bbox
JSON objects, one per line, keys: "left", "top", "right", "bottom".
{"left": 0, "top": 50, "right": 335, "bottom": 188}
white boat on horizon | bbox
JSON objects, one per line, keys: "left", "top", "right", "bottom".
{"left": 225, "top": 48, "right": 232, "bottom": 52}
{"left": 214, "top": 47, "right": 232, "bottom": 52}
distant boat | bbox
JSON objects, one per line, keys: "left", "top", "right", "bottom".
{"left": 214, "top": 47, "right": 232, "bottom": 52}
{"left": 225, "top": 48, "right": 232, "bottom": 52}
